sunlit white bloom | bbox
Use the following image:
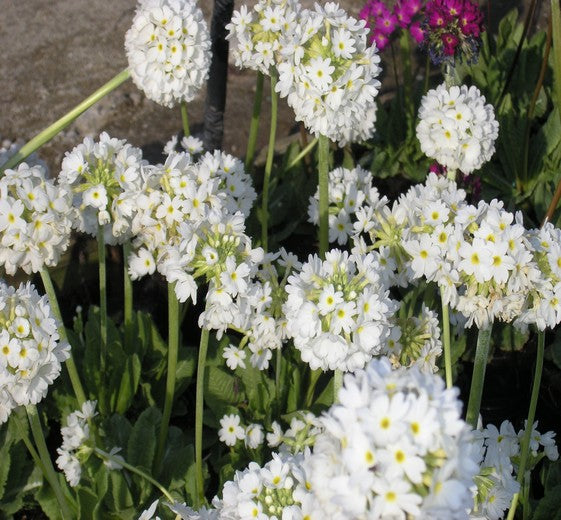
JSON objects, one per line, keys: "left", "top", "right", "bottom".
{"left": 125, "top": 0, "right": 211, "bottom": 107}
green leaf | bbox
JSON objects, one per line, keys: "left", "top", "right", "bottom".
{"left": 35, "top": 484, "right": 63, "bottom": 520}
{"left": 77, "top": 487, "right": 99, "bottom": 520}
{"left": 205, "top": 366, "right": 245, "bottom": 413}
{"left": 127, "top": 407, "right": 161, "bottom": 472}
{"left": 286, "top": 367, "right": 301, "bottom": 413}
{"left": 533, "top": 484, "right": 561, "bottom": 520}
{"left": 107, "top": 471, "right": 134, "bottom": 513}
{"left": 114, "top": 353, "right": 142, "bottom": 414}
{"left": 545, "top": 459, "right": 561, "bottom": 493}
{"left": 0, "top": 446, "right": 10, "bottom": 499}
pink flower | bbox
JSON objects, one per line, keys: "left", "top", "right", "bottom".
{"left": 442, "top": 32, "right": 458, "bottom": 55}
{"left": 410, "top": 21, "right": 425, "bottom": 43}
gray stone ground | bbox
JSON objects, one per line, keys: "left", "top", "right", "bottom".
{"left": 0, "top": 0, "right": 548, "bottom": 173}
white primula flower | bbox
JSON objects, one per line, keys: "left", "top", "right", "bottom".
{"left": 0, "top": 282, "right": 70, "bottom": 424}
{"left": 304, "top": 358, "right": 479, "bottom": 519}
{"left": 284, "top": 249, "right": 397, "bottom": 371}
{"left": 226, "top": 0, "right": 301, "bottom": 74}
{"left": 416, "top": 83, "right": 499, "bottom": 174}
{"left": 56, "top": 400, "right": 97, "bottom": 487}
{"left": 0, "top": 163, "right": 72, "bottom": 275}
{"left": 58, "top": 132, "right": 146, "bottom": 244}
{"left": 275, "top": 3, "right": 382, "bottom": 145}
{"left": 125, "top": 0, "right": 211, "bottom": 107}
{"left": 218, "top": 414, "right": 246, "bottom": 446}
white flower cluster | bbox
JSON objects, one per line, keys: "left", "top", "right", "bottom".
{"left": 213, "top": 451, "right": 314, "bottom": 519}
{"left": 353, "top": 172, "right": 561, "bottom": 330}
{"left": 305, "top": 357, "right": 480, "bottom": 519}
{"left": 267, "top": 412, "right": 322, "bottom": 453}
{"left": 218, "top": 413, "right": 265, "bottom": 449}
{"left": 416, "top": 83, "right": 499, "bottom": 174}
{"left": 175, "top": 212, "right": 264, "bottom": 328}
{"left": 59, "top": 132, "right": 146, "bottom": 245}
{"left": 125, "top": 0, "right": 211, "bottom": 108}
{"left": 384, "top": 304, "right": 443, "bottom": 373}
{"left": 0, "top": 163, "right": 72, "bottom": 275}
{"left": 0, "top": 282, "right": 69, "bottom": 424}
{"left": 308, "top": 165, "right": 388, "bottom": 245}
{"left": 223, "top": 249, "right": 299, "bottom": 371}
{"left": 226, "top": 0, "right": 301, "bottom": 74}
{"left": 129, "top": 150, "right": 257, "bottom": 303}
{"left": 471, "top": 420, "right": 558, "bottom": 520}
{"left": 284, "top": 249, "right": 397, "bottom": 372}
{"left": 56, "top": 401, "right": 97, "bottom": 487}
{"left": 276, "top": 2, "right": 382, "bottom": 145}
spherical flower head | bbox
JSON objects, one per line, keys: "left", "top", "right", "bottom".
{"left": 226, "top": 0, "right": 302, "bottom": 74}
{"left": 304, "top": 357, "right": 480, "bottom": 519}
{"left": 125, "top": 0, "right": 211, "bottom": 108}
{"left": 276, "top": 3, "right": 382, "bottom": 145}
{"left": 0, "top": 163, "right": 73, "bottom": 275}
{"left": 421, "top": 0, "right": 484, "bottom": 65}
{"left": 218, "top": 451, "right": 313, "bottom": 519}
{"left": 283, "top": 249, "right": 398, "bottom": 371}
{"left": 308, "top": 165, "right": 388, "bottom": 245}
{"left": 0, "top": 282, "right": 70, "bottom": 423}
{"left": 58, "top": 132, "right": 146, "bottom": 244}
{"left": 416, "top": 83, "right": 499, "bottom": 174}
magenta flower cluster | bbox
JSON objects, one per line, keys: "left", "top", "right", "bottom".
{"left": 359, "top": 0, "right": 424, "bottom": 51}
{"left": 422, "top": 0, "right": 484, "bottom": 64}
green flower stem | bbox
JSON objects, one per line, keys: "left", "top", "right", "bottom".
{"left": 305, "top": 368, "right": 322, "bottom": 409}
{"left": 261, "top": 70, "right": 278, "bottom": 252}
{"left": 440, "top": 286, "right": 453, "bottom": 389}
{"left": 123, "top": 243, "right": 133, "bottom": 354}
{"left": 333, "top": 369, "right": 343, "bottom": 404}
{"left": 156, "top": 282, "right": 180, "bottom": 465}
{"left": 40, "top": 269, "right": 86, "bottom": 407}
{"left": 286, "top": 137, "right": 318, "bottom": 171}
{"left": 12, "top": 412, "right": 47, "bottom": 477}
{"left": 26, "top": 405, "right": 73, "bottom": 520}
{"left": 275, "top": 346, "right": 282, "bottom": 400}
{"left": 318, "top": 134, "right": 330, "bottom": 259}
{"left": 506, "top": 331, "right": 545, "bottom": 520}
{"left": 181, "top": 102, "right": 190, "bottom": 138}
{"left": 97, "top": 225, "right": 108, "bottom": 413}
{"left": 465, "top": 325, "right": 493, "bottom": 428}
{"left": 195, "top": 320, "right": 211, "bottom": 508}
{"left": 0, "top": 69, "right": 130, "bottom": 173}
{"left": 94, "top": 448, "right": 174, "bottom": 503}
{"left": 245, "top": 72, "right": 264, "bottom": 173}
{"left": 552, "top": 0, "right": 561, "bottom": 126}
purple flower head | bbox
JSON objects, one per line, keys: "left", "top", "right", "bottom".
{"left": 410, "top": 21, "right": 425, "bottom": 43}
{"left": 376, "top": 11, "right": 398, "bottom": 35}
{"left": 420, "top": 0, "right": 484, "bottom": 65}
{"left": 394, "top": 2, "right": 413, "bottom": 28}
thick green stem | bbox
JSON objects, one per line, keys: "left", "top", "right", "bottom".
{"left": 333, "top": 369, "right": 343, "bottom": 404}
{"left": 123, "top": 243, "right": 133, "bottom": 354}
{"left": 318, "top": 135, "right": 330, "bottom": 259}
{"left": 286, "top": 137, "right": 318, "bottom": 170}
{"left": 424, "top": 54, "right": 431, "bottom": 93}
{"left": 261, "top": 71, "right": 278, "bottom": 252}
{"left": 0, "top": 69, "right": 130, "bottom": 173}
{"left": 181, "top": 102, "right": 190, "bottom": 138}
{"left": 195, "top": 323, "right": 211, "bottom": 508}
{"left": 275, "top": 346, "right": 282, "bottom": 400}
{"left": 27, "top": 405, "right": 73, "bottom": 520}
{"left": 245, "top": 72, "right": 264, "bottom": 173}
{"left": 94, "top": 448, "right": 174, "bottom": 503}
{"left": 465, "top": 325, "right": 493, "bottom": 428}
{"left": 506, "top": 331, "right": 545, "bottom": 520}
{"left": 399, "top": 31, "right": 414, "bottom": 132}
{"left": 40, "top": 269, "right": 86, "bottom": 407}
{"left": 440, "top": 286, "right": 453, "bottom": 389}
{"left": 305, "top": 368, "right": 322, "bottom": 408}
{"left": 157, "top": 282, "right": 180, "bottom": 464}
{"left": 97, "top": 226, "right": 108, "bottom": 413}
